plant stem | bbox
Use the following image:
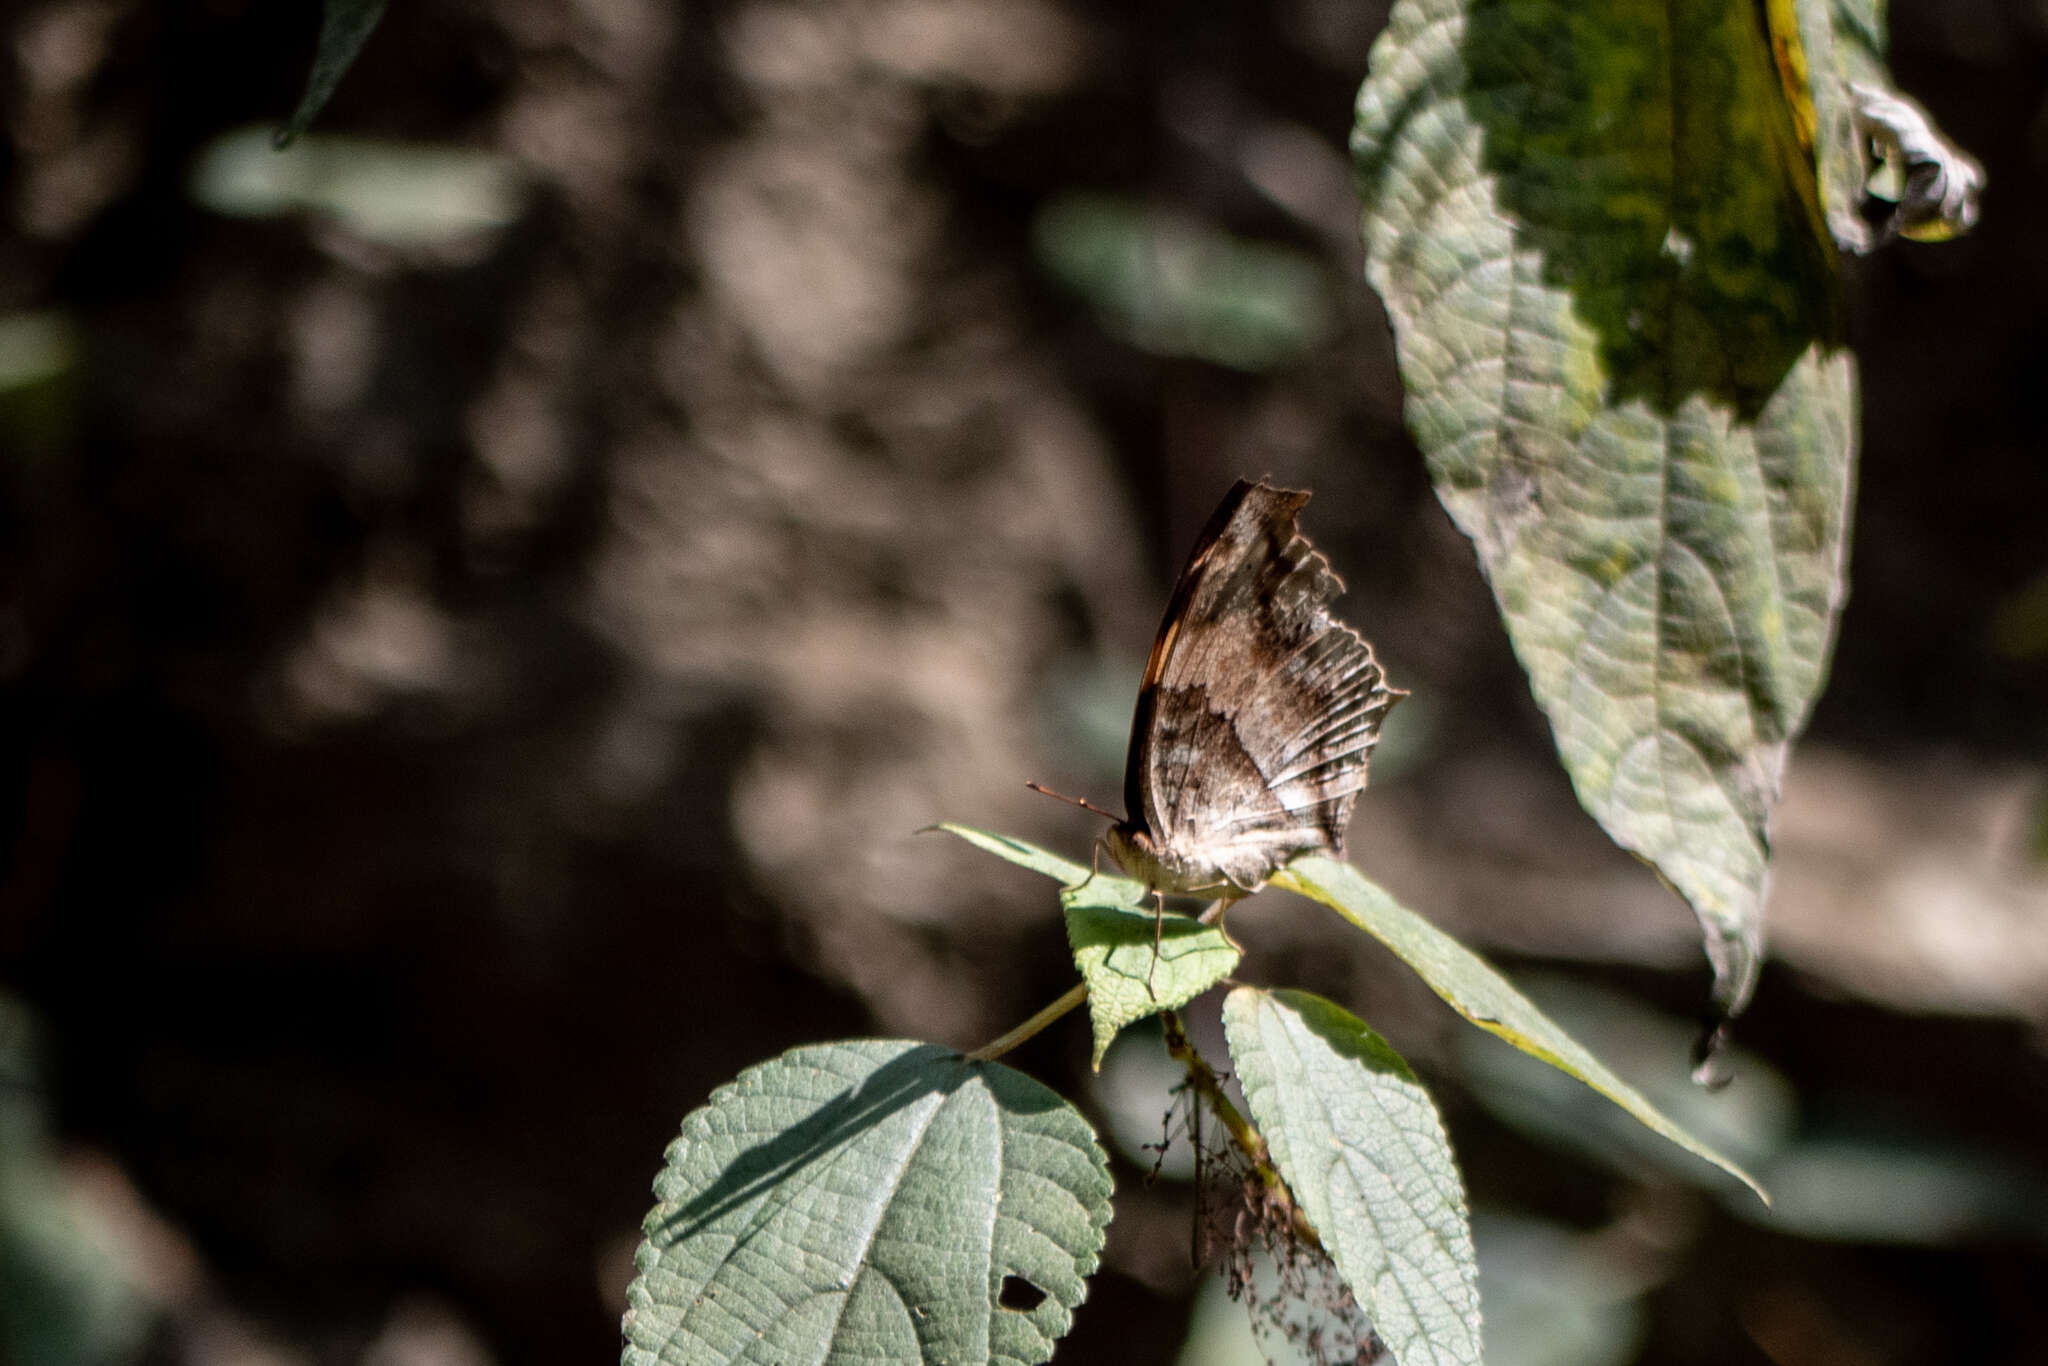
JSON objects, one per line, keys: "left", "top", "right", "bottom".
{"left": 966, "top": 982, "right": 1088, "bottom": 1062}
{"left": 1162, "top": 1010, "right": 1320, "bottom": 1248}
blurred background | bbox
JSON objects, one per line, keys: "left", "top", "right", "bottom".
{"left": 3, "top": 0, "right": 2047, "bottom": 1363}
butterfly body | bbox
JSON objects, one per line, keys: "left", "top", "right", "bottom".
{"left": 1108, "top": 480, "right": 1402, "bottom": 897}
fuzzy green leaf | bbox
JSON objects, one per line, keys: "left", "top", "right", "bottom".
{"left": 1034, "top": 193, "right": 1333, "bottom": 372}
{"left": 623, "top": 1041, "right": 1112, "bottom": 1366}
{"left": 1224, "top": 987, "right": 1482, "bottom": 1366}
{"left": 1062, "top": 874, "right": 1240, "bottom": 1068}
{"left": 1274, "top": 857, "right": 1766, "bottom": 1201}
{"left": 1352, "top": 0, "right": 1858, "bottom": 1021}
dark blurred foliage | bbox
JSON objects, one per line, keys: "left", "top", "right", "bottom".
{"left": 1, "top": 1, "right": 2047, "bottom": 1364}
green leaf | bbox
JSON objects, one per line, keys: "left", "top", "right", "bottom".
{"left": 0, "top": 312, "right": 80, "bottom": 465}
{"left": 932, "top": 828, "right": 1240, "bottom": 1062}
{"left": 1822, "top": 0, "right": 1887, "bottom": 83}
{"left": 1352, "top": 0, "right": 1858, "bottom": 1021}
{"left": 1469, "top": 1212, "right": 1648, "bottom": 1366}
{"left": 0, "top": 313, "right": 77, "bottom": 397}
{"left": 1768, "top": 0, "right": 1872, "bottom": 251}
{"left": 0, "top": 997, "right": 155, "bottom": 1366}
{"left": 192, "top": 128, "right": 524, "bottom": 248}
{"left": 1033, "top": 192, "right": 1333, "bottom": 372}
{"left": 1063, "top": 874, "right": 1240, "bottom": 1068}
{"left": 276, "top": 0, "right": 389, "bottom": 148}
{"left": 929, "top": 824, "right": 1092, "bottom": 887}
{"left": 624, "top": 1041, "right": 1112, "bottom": 1366}
{"left": 1273, "top": 856, "right": 1767, "bottom": 1201}
{"left": 1222, "top": 987, "right": 1482, "bottom": 1366}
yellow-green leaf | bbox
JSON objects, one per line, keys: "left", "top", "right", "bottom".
{"left": 1274, "top": 856, "right": 1767, "bottom": 1202}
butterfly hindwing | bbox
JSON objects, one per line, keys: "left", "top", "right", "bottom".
{"left": 1117, "top": 480, "right": 1402, "bottom": 893}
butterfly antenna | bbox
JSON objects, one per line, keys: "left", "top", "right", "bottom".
{"left": 1025, "top": 781, "right": 1121, "bottom": 823}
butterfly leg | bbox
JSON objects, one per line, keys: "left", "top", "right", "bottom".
{"left": 1201, "top": 887, "right": 1247, "bottom": 953}
{"left": 1214, "top": 899, "right": 1243, "bottom": 954}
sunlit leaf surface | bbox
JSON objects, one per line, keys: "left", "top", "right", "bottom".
{"left": 1352, "top": 0, "right": 1859, "bottom": 1019}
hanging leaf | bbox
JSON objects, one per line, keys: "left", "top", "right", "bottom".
{"left": 1352, "top": 0, "right": 1859, "bottom": 1024}
{"left": 623, "top": 1041, "right": 1112, "bottom": 1366}
{"left": 1849, "top": 82, "right": 1983, "bottom": 244}
{"left": 1223, "top": 987, "right": 1482, "bottom": 1366}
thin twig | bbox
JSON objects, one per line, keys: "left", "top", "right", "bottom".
{"left": 1162, "top": 1011, "right": 1320, "bottom": 1249}
{"left": 966, "top": 982, "right": 1089, "bottom": 1062}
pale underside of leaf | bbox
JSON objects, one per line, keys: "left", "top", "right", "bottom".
{"left": 1352, "top": 0, "right": 1858, "bottom": 1019}
{"left": 1275, "top": 856, "right": 1766, "bottom": 1202}
{"left": 1225, "top": 987, "right": 1484, "bottom": 1366}
{"left": 1780, "top": 0, "right": 1882, "bottom": 250}
{"left": 623, "top": 1041, "right": 1111, "bottom": 1366}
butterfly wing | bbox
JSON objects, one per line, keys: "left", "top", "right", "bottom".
{"left": 1121, "top": 481, "right": 1401, "bottom": 890}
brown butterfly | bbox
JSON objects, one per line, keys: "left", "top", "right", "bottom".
{"left": 1096, "top": 479, "right": 1403, "bottom": 898}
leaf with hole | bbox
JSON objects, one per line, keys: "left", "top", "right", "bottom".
{"left": 623, "top": 1041, "right": 1111, "bottom": 1366}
